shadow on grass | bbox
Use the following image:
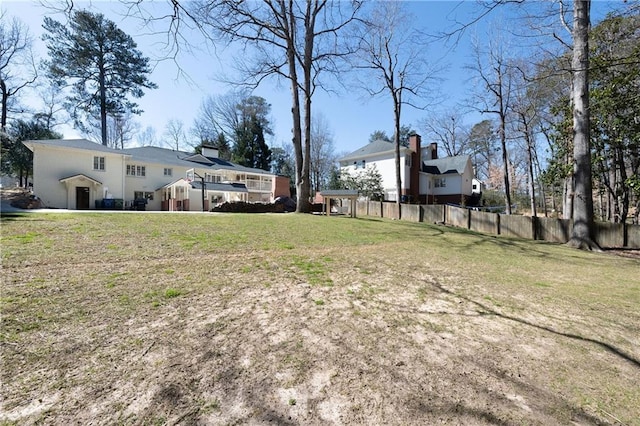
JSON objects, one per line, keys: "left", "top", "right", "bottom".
{"left": 424, "top": 278, "right": 640, "bottom": 369}
{"left": 0, "top": 212, "right": 30, "bottom": 222}
{"left": 0, "top": 212, "right": 50, "bottom": 223}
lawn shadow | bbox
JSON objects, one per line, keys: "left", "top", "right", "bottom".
{"left": 424, "top": 278, "right": 640, "bottom": 369}
{"left": 0, "top": 212, "right": 49, "bottom": 223}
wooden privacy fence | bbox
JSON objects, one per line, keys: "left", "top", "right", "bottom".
{"left": 354, "top": 201, "right": 640, "bottom": 249}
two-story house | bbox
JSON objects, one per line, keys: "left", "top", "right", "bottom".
{"left": 23, "top": 139, "right": 290, "bottom": 211}
{"left": 338, "top": 134, "right": 480, "bottom": 204}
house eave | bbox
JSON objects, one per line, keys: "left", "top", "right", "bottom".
{"left": 338, "top": 147, "right": 411, "bottom": 163}
{"left": 59, "top": 173, "right": 103, "bottom": 186}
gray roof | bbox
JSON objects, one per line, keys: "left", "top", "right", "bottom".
{"left": 422, "top": 155, "right": 471, "bottom": 175}
{"left": 23, "top": 139, "right": 274, "bottom": 176}
{"left": 201, "top": 156, "right": 273, "bottom": 175}
{"left": 189, "top": 181, "right": 249, "bottom": 193}
{"left": 338, "top": 139, "right": 408, "bottom": 162}
{"left": 124, "top": 146, "right": 197, "bottom": 168}
{"left": 24, "top": 138, "right": 128, "bottom": 155}
{"left": 127, "top": 147, "right": 271, "bottom": 175}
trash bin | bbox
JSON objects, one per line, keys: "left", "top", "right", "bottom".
{"left": 134, "top": 198, "right": 147, "bottom": 211}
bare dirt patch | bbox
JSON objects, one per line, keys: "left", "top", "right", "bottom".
{"left": 1, "top": 213, "right": 639, "bottom": 425}
{"left": 0, "top": 188, "right": 42, "bottom": 210}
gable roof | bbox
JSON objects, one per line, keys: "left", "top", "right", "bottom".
{"left": 125, "top": 147, "right": 272, "bottom": 175}
{"left": 124, "top": 146, "right": 195, "bottom": 167}
{"left": 198, "top": 156, "right": 272, "bottom": 175}
{"left": 189, "top": 181, "right": 249, "bottom": 193}
{"left": 23, "top": 138, "right": 129, "bottom": 156}
{"left": 422, "top": 155, "right": 471, "bottom": 175}
{"left": 338, "top": 139, "right": 409, "bottom": 162}
{"left": 180, "top": 153, "right": 215, "bottom": 165}
{"left": 59, "top": 173, "right": 103, "bottom": 185}
{"left": 23, "top": 139, "right": 275, "bottom": 176}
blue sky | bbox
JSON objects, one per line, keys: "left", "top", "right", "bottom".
{"left": 2, "top": 1, "right": 622, "bottom": 155}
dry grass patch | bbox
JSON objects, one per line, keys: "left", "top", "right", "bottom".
{"left": 1, "top": 212, "right": 639, "bottom": 425}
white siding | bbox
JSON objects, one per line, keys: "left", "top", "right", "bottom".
{"left": 125, "top": 161, "right": 191, "bottom": 210}
{"left": 32, "top": 145, "right": 125, "bottom": 209}
{"left": 341, "top": 151, "right": 411, "bottom": 200}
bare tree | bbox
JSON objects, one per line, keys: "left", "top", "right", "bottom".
{"left": 35, "top": 83, "right": 67, "bottom": 131}
{"left": 192, "top": 91, "right": 244, "bottom": 144}
{"left": 0, "top": 12, "right": 37, "bottom": 131}
{"left": 511, "top": 61, "right": 544, "bottom": 217}
{"left": 355, "top": 1, "right": 439, "bottom": 216}
{"left": 85, "top": 111, "right": 140, "bottom": 149}
{"left": 310, "top": 112, "right": 336, "bottom": 194}
{"left": 186, "top": 1, "right": 362, "bottom": 213}
{"left": 110, "top": 113, "right": 140, "bottom": 149}
{"left": 137, "top": 125, "right": 158, "bottom": 147}
{"left": 468, "top": 119, "right": 499, "bottom": 184}
{"left": 470, "top": 30, "right": 515, "bottom": 214}
{"left": 418, "top": 110, "right": 470, "bottom": 157}
{"left": 164, "top": 118, "right": 187, "bottom": 151}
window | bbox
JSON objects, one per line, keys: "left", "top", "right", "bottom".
{"left": 126, "top": 164, "right": 146, "bottom": 177}
{"left": 405, "top": 155, "right": 412, "bottom": 167}
{"left": 354, "top": 160, "right": 366, "bottom": 169}
{"left": 93, "top": 156, "right": 105, "bottom": 171}
{"left": 435, "top": 178, "right": 446, "bottom": 188}
{"left": 164, "top": 168, "right": 172, "bottom": 176}
{"left": 205, "top": 173, "right": 222, "bottom": 183}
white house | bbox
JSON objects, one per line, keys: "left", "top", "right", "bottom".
{"left": 22, "top": 139, "right": 290, "bottom": 211}
{"left": 338, "top": 134, "right": 480, "bottom": 205}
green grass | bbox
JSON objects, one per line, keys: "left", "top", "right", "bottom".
{"left": 1, "top": 212, "right": 639, "bottom": 425}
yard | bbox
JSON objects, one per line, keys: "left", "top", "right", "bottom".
{"left": 1, "top": 210, "right": 639, "bottom": 425}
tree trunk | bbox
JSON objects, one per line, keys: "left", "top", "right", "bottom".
{"left": 568, "top": 0, "right": 599, "bottom": 250}
{"left": 563, "top": 176, "right": 573, "bottom": 219}
{"left": 525, "top": 131, "right": 537, "bottom": 217}
{"left": 393, "top": 92, "right": 402, "bottom": 220}
{"left": 0, "top": 78, "right": 7, "bottom": 131}
{"left": 99, "top": 55, "right": 108, "bottom": 146}
{"left": 299, "top": 5, "right": 314, "bottom": 214}
{"left": 499, "top": 111, "right": 512, "bottom": 214}
{"left": 290, "top": 81, "right": 304, "bottom": 212}
{"left": 616, "top": 145, "right": 629, "bottom": 224}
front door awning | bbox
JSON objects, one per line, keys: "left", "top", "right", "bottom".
{"left": 59, "top": 174, "right": 103, "bottom": 186}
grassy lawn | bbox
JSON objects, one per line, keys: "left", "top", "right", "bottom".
{"left": 1, "top": 212, "right": 639, "bottom": 425}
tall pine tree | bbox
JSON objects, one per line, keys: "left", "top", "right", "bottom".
{"left": 42, "top": 10, "right": 156, "bottom": 146}
{"left": 232, "top": 96, "right": 272, "bottom": 171}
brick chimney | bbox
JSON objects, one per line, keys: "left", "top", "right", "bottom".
{"left": 408, "top": 134, "right": 421, "bottom": 202}
{"left": 429, "top": 142, "right": 438, "bottom": 160}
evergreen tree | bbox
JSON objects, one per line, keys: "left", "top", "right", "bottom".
{"left": 589, "top": 12, "right": 640, "bottom": 224}
{"left": 1, "top": 117, "right": 61, "bottom": 186}
{"left": 338, "top": 165, "right": 384, "bottom": 201}
{"left": 214, "top": 133, "right": 232, "bottom": 161}
{"left": 369, "top": 130, "right": 391, "bottom": 142}
{"left": 42, "top": 10, "right": 157, "bottom": 146}
{"left": 231, "top": 96, "right": 272, "bottom": 170}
